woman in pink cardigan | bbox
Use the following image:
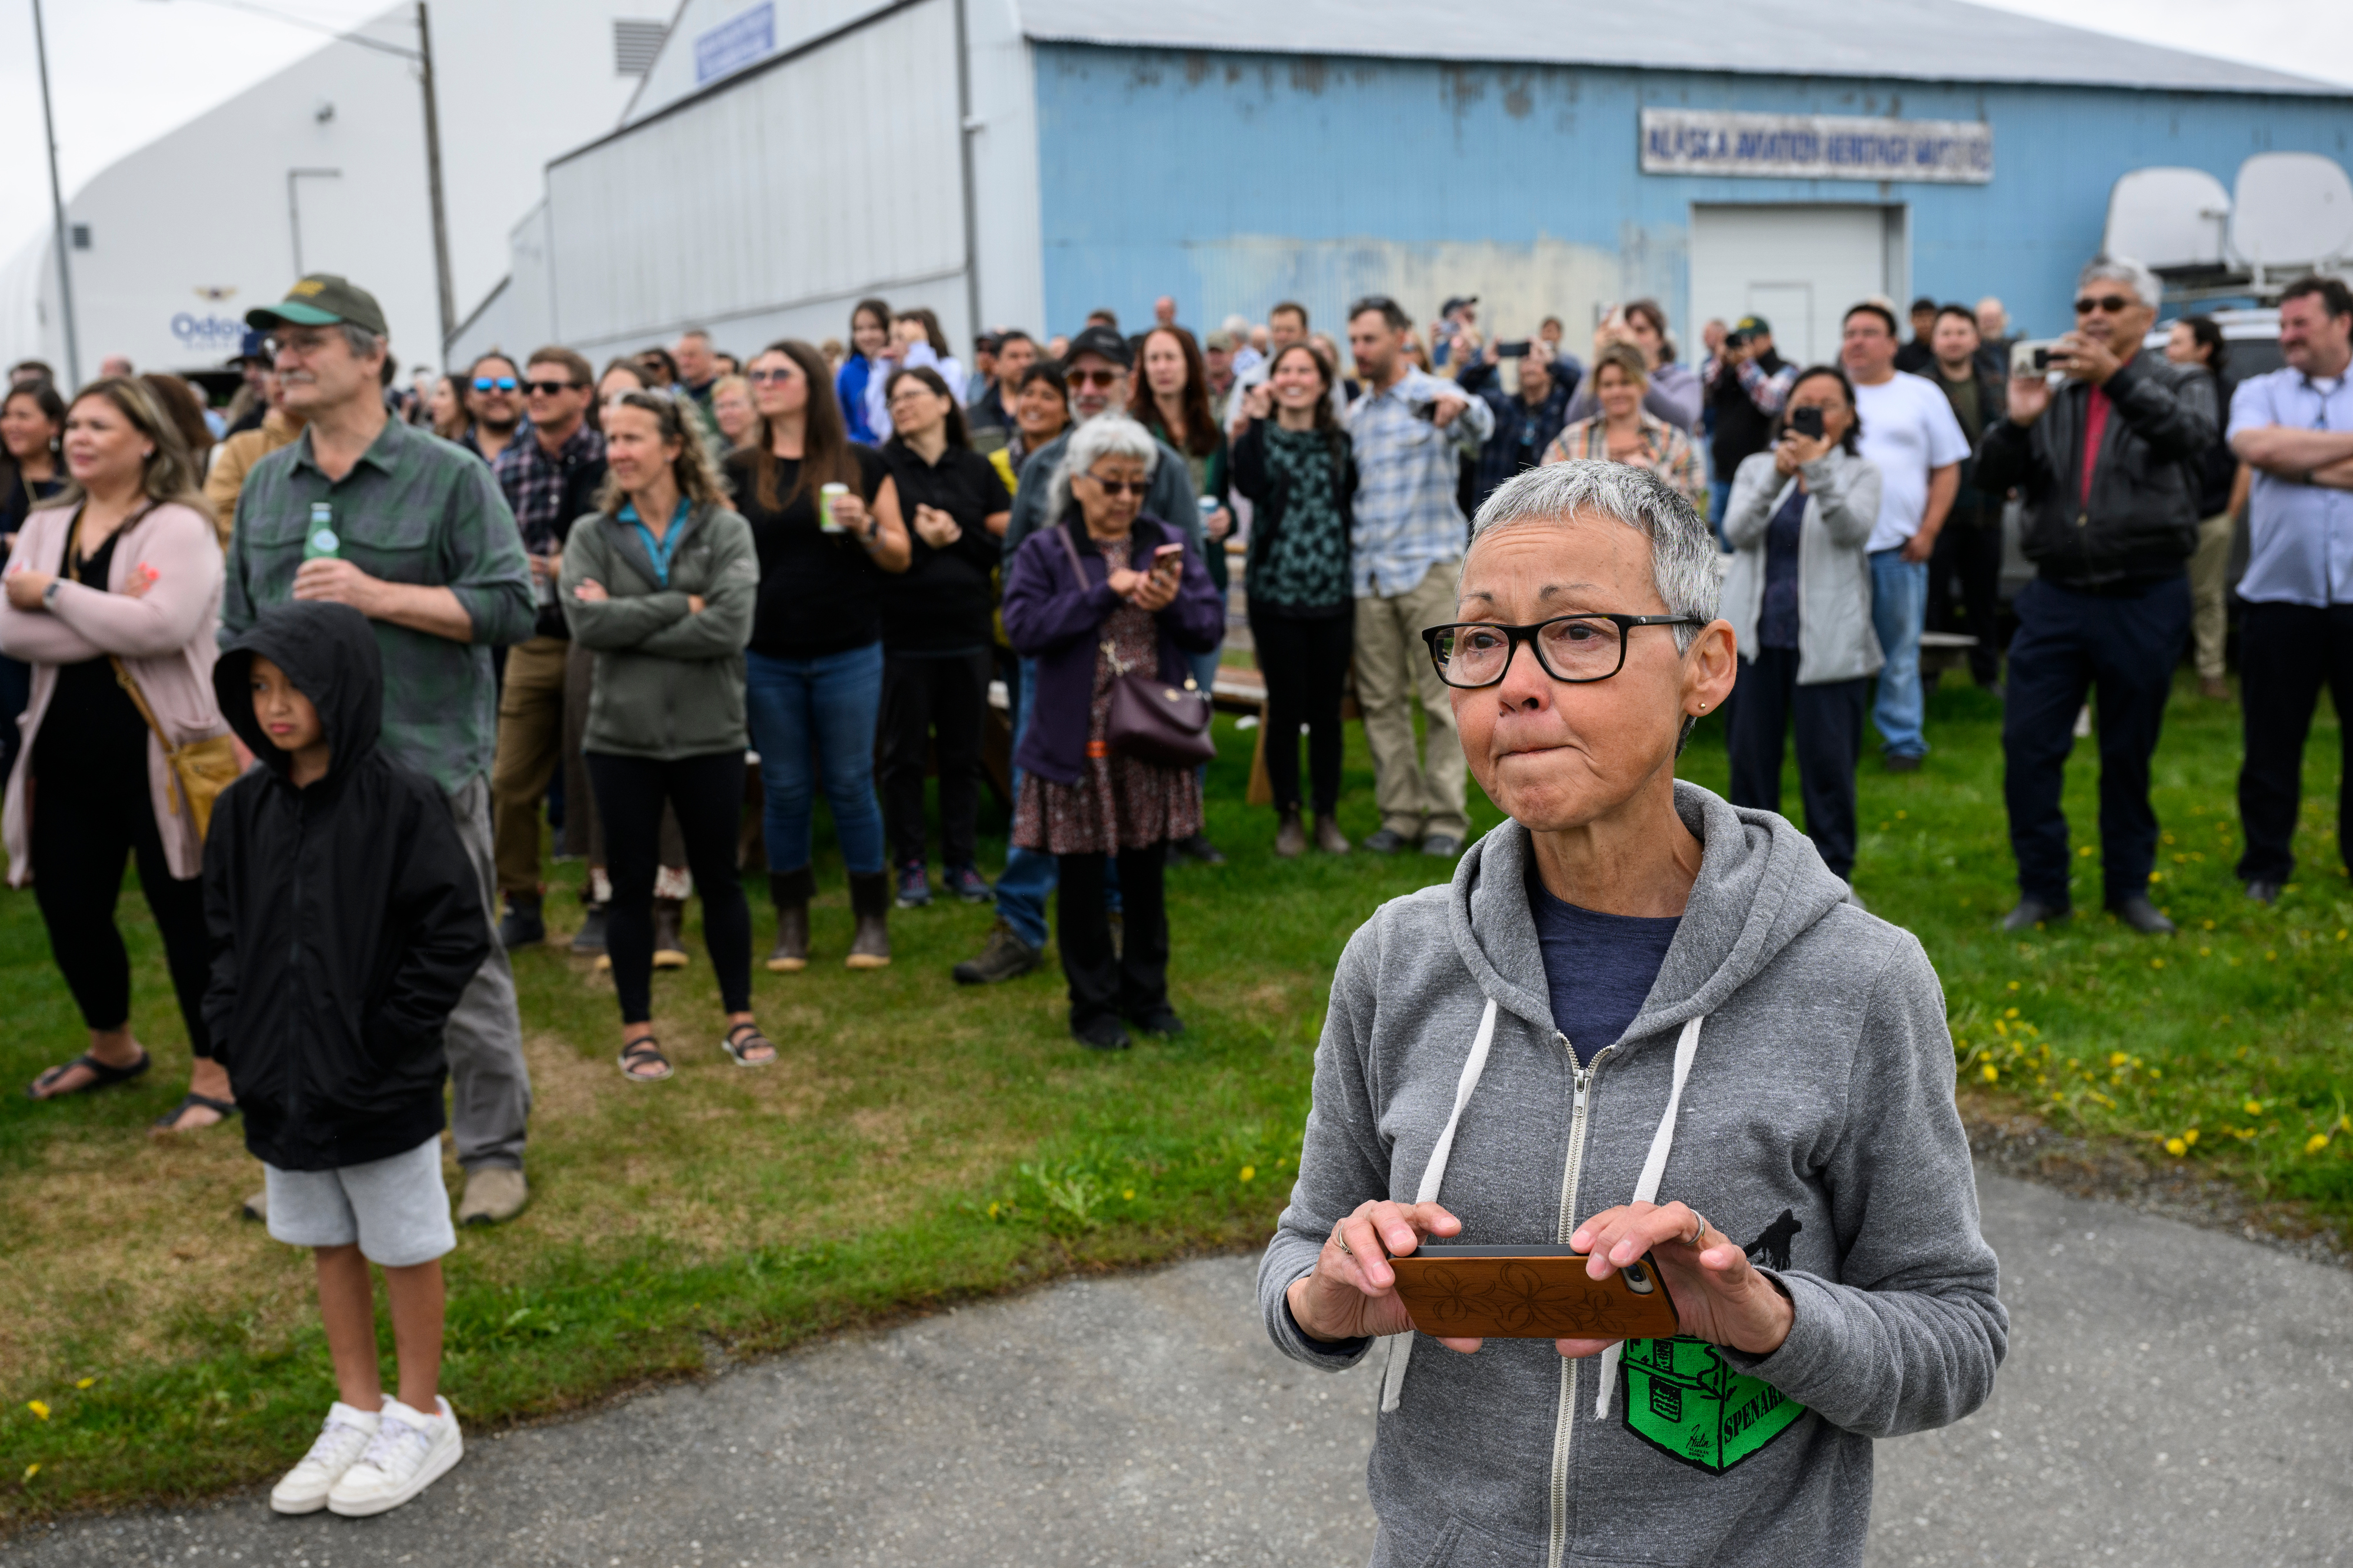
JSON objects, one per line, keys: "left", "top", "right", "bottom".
{"left": 1, "top": 376, "right": 237, "bottom": 1131}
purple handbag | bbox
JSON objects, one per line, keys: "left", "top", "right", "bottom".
{"left": 1057, "top": 525, "right": 1216, "bottom": 768}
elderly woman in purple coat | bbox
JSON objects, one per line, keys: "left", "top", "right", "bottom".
{"left": 1000, "top": 413, "right": 1225, "bottom": 1051}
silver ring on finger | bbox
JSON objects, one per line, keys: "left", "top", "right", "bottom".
{"left": 1683, "top": 1210, "right": 1711, "bottom": 1249}
{"left": 1332, "top": 1226, "right": 1352, "bottom": 1258}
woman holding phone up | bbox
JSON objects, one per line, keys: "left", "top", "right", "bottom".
{"left": 999, "top": 415, "right": 1222, "bottom": 1050}
{"left": 1721, "top": 366, "right": 1884, "bottom": 889}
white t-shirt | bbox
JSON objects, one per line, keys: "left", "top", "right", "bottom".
{"left": 1852, "top": 371, "right": 1971, "bottom": 553}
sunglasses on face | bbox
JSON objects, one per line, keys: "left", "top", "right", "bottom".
{"left": 522, "top": 379, "right": 576, "bottom": 396}
{"left": 1069, "top": 369, "right": 1122, "bottom": 389}
{"left": 2074, "top": 295, "right": 2135, "bottom": 316}
{"left": 474, "top": 376, "right": 518, "bottom": 393}
{"left": 747, "top": 367, "right": 795, "bottom": 383}
{"left": 1081, "top": 473, "right": 1146, "bottom": 497}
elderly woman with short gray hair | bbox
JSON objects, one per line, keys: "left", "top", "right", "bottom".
{"left": 1000, "top": 414, "right": 1224, "bottom": 1050}
{"left": 1259, "top": 460, "right": 2004, "bottom": 1566}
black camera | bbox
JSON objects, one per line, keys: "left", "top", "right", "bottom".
{"left": 1497, "top": 341, "right": 1533, "bottom": 359}
{"left": 1788, "top": 406, "right": 1825, "bottom": 440}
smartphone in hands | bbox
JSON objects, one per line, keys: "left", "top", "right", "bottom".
{"left": 1788, "top": 405, "right": 1826, "bottom": 441}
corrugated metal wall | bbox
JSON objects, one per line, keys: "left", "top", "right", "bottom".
{"left": 1032, "top": 46, "right": 2353, "bottom": 346}
{"left": 545, "top": 0, "right": 970, "bottom": 358}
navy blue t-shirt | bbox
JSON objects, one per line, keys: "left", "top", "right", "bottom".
{"left": 1528, "top": 869, "right": 1681, "bottom": 1065}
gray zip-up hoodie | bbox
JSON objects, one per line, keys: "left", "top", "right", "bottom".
{"left": 1259, "top": 782, "right": 2005, "bottom": 1567}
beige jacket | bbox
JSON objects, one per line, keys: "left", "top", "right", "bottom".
{"left": 0, "top": 501, "right": 231, "bottom": 885}
{"left": 203, "top": 409, "right": 304, "bottom": 546}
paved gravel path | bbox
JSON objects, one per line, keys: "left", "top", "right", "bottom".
{"left": 7, "top": 1172, "right": 2349, "bottom": 1567}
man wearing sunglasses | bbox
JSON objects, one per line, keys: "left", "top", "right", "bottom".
{"left": 486, "top": 348, "right": 606, "bottom": 949}
{"left": 459, "top": 352, "right": 525, "bottom": 466}
{"left": 1978, "top": 256, "right": 2217, "bottom": 937}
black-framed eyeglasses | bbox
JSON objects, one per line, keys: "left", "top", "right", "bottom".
{"left": 1421, "top": 615, "right": 1705, "bottom": 688}
{"left": 522, "top": 379, "right": 576, "bottom": 397}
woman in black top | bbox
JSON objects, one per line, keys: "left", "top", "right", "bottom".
{"left": 876, "top": 366, "right": 1012, "bottom": 908}
{"left": 728, "top": 339, "right": 911, "bottom": 972}
{"left": 1, "top": 379, "right": 67, "bottom": 788}
{"left": 1233, "top": 343, "right": 1359, "bottom": 859}
{"left": 2165, "top": 315, "right": 2238, "bottom": 700}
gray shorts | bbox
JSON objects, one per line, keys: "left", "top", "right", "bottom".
{"left": 264, "top": 1135, "right": 457, "bottom": 1267}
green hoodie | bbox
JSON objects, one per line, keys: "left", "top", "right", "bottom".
{"left": 558, "top": 499, "right": 757, "bottom": 759}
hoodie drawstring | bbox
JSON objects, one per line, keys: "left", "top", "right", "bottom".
{"left": 1595, "top": 1013, "right": 1705, "bottom": 1419}
{"left": 1378, "top": 997, "right": 1497, "bottom": 1413}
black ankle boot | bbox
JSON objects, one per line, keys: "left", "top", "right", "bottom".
{"left": 846, "top": 871, "right": 892, "bottom": 969}
{"left": 767, "top": 868, "right": 814, "bottom": 972}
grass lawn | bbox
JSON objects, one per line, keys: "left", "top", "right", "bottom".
{"left": 1, "top": 669, "right": 2345, "bottom": 1520}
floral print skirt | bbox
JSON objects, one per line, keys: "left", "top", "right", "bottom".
{"left": 1011, "top": 603, "right": 1203, "bottom": 855}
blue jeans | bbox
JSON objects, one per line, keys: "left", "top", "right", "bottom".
{"left": 1868, "top": 549, "right": 1929, "bottom": 759}
{"left": 1185, "top": 639, "right": 1224, "bottom": 808}
{"left": 996, "top": 656, "right": 1122, "bottom": 950}
{"left": 744, "top": 643, "right": 887, "bottom": 876}
{"left": 1708, "top": 478, "right": 1734, "bottom": 551}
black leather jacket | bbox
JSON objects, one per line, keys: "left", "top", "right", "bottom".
{"left": 1976, "top": 352, "right": 2215, "bottom": 592}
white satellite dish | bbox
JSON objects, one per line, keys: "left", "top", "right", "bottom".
{"left": 2104, "top": 168, "right": 2231, "bottom": 272}
{"left": 2231, "top": 152, "right": 2353, "bottom": 274}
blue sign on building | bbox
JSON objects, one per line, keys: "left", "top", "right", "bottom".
{"left": 695, "top": 2, "right": 774, "bottom": 85}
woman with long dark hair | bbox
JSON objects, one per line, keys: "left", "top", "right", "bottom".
{"left": 2, "top": 377, "right": 237, "bottom": 1129}
{"left": 1234, "top": 342, "right": 1358, "bottom": 857}
{"left": 1, "top": 379, "right": 68, "bottom": 786}
{"left": 1131, "top": 323, "right": 1233, "bottom": 865}
{"left": 1721, "top": 365, "right": 1885, "bottom": 886}
{"left": 561, "top": 389, "right": 768, "bottom": 1082}
{"left": 732, "top": 339, "right": 912, "bottom": 972}
{"left": 835, "top": 297, "right": 892, "bottom": 445}
{"left": 876, "top": 366, "right": 1010, "bottom": 906}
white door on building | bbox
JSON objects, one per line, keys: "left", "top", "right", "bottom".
{"left": 1688, "top": 205, "right": 1907, "bottom": 370}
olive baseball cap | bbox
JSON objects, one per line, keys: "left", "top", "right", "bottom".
{"left": 246, "top": 273, "right": 389, "bottom": 337}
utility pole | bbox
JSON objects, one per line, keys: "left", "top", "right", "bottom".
{"left": 416, "top": 1, "right": 456, "bottom": 358}
{"left": 30, "top": 0, "right": 82, "bottom": 387}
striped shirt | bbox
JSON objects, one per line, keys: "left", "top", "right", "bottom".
{"left": 1346, "top": 367, "right": 1493, "bottom": 598}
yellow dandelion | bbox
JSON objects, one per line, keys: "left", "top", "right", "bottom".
{"left": 2199, "top": 946, "right": 2211, "bottom": 956}
{"left": 73, "top": 1378, "right": 94, "bottom": 1390}
{"left": 2183, "top": 1129, "right": 2199, "bottom": 1146}
{"left": 1239, "top": 1165, "right": 1257, "bottom": 1183}
{"left": 1896, "top": 810, "right": 1907, "bottom": 819}
{"left": 2007, "top": 980, "right": 2021, "bottom": 992}
{"left": 2109, "top": 1052, "right": 2128, "bottom": 1067}
{"left": 25, "top": 1400, "right": 48, "bottom": 1421}
{"left": 2149, "top": 958, "right": 2165, "bottom": 969}
{"left": 21, "top": 1464, "right": 36, "bottom": 1483}
{"left": 1122, "top": 1188, "right": 1135, "bottom": 1200}
{"left": 2004, "top": 1006, "right": 2020, "bottom": 1019}
{"left": 2306, "top": 1135, "right": 2331, "bottom": 1155}
{"left": 2245, "top": 1099, "right": 2264, "bottom": 1116}
{"left": 987, "top": 1201, "right": 999, "bottom": 1220}
{"left": 2164, "top": 1137, "right": 2187, "bottom": 1157}
{"left": 2078, "top": 846, "right": 2094, "bottom": 858}
{"left": 1981, "top": 1064, "right": 1999, "bottom": 1083}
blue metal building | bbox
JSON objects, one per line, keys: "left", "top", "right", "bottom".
{"left": 472, "top": 0, "right": 2351, "bottom": 368}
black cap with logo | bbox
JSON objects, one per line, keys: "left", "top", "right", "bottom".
{"left": 246, "top": 274, "right": 389, "bottom": 338}
{"left": 1063, "top": 324, "right": 1133, "bottom": 369}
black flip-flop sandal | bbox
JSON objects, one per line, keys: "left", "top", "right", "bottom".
{"left": 618, "top": 1037, "right": 674, "bottom": 1082}
{"left": 151, "top": 1092, "right": 239, "bottom": 1132}
{"left": 721, "top": 1022, "right": 776, "bottom": 1069}
{"left": 28, "top": 1050, "right": 151, "bottom": 1100}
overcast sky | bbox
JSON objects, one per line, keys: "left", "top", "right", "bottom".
{"left": 1, "top": 0, "right": 2348, "bottom": 271}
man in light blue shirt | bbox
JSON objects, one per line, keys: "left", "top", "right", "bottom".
{"left": 2226, "top": 274, "right": 2353, "bottom": 903}
{"left": 1345, "top": 295, "right": 1494, "bottom": 857}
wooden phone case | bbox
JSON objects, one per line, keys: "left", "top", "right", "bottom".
{"left": 1389, "top": 1245, "right": 1683, "bottom": 1340}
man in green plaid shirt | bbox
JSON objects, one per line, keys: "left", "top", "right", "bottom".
{"left": 222, "top": 273, "right": 539, "bottom": 1227}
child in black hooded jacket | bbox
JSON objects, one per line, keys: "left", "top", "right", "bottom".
{"left": 205, "top": 600, "right": 486, "bottom": 1519}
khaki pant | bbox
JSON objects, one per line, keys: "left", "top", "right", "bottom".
{"left": 491, "top": 635, "right": 571, "bottom": 899}
{"left": 2188, "top": 510, "right": 2234, "bottom": 680}
{"left": 1353, "top": 561, "right": 1469, "bottom": 841}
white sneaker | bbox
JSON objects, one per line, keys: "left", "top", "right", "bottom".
{"left": 269, "top": 1402, "right": 381, "bottom": 1514}
{"left": 325, "top": 1396, "right": 462, "bottom": 1517}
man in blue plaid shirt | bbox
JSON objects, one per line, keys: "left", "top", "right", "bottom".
{"left": 1344, "top": 296, "right": 1493, "bottom": 857}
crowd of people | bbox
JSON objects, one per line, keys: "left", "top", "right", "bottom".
{"left": 2, "top": 252, "right": 2348, "bottom": 1518}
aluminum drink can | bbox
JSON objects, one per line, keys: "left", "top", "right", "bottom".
{"left": 819, "top": 483, "right": 850, "bottom": 533}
